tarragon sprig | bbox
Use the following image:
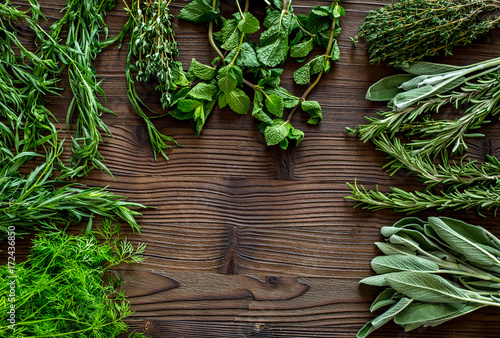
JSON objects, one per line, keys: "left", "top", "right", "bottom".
{"left": 358, "top": 216, "right": 500, "bottom": 337}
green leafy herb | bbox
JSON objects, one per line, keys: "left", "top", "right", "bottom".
{"left": 356, "top": 0, "right": 500, "bottom": 65}
{"left": 0, "top": 220, "right": 146, "bottom": 337}
{"left": 0, "top": 149, "right": 145, "bottom": 237}
{"left": 347, "top": 57, "right": 500, "bottom": 215}
{"left": 124, "top": 0, "right": 344, "bottom": 154}
{"left": 358, "top": 216, "right": 500, "bottom": 337}
{"left": 120, "top": 0, "right": 181, "bottom": 161}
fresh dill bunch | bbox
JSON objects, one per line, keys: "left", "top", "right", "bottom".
{"left": 0, "top": 219, "right": 146, "bottom": 337}
{"left": 357, "top": 0, "right": 500, "bottom": 65}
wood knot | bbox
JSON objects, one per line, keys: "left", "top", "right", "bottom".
{"left": 266, "top": 275, "right": 280, "bottom": 286}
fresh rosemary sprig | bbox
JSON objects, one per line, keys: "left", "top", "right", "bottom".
{"left": 347, "top": 57, "right": 500, "bottom": 215}
{"left": 356, "top": 0, "right": 500, "bottom": 66}
{"left": 358, "top": 216, "right": 500, "bottom": 337}
{"left": 0, "top": 220, "right": 147, "bottom": 337}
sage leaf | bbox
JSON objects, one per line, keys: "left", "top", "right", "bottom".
{"left": 359, "top": 274, "right": 390, "bottom": 287}
{"left": 371, "top": 297, "right": 413, "bottom": 328}
{"left": 357, "top": 298, "right": 413, "bottom": 338}
{"left": 371, "top": 255, "right": 439, "bottom": 274}
{"left": 375, "top": 242, "right": 416, "bottom": 256}
{"left": 370, "top": 287, "right": 397, "bottom": 312}
{"left": 428, "top": 217, "right": 500, "bottom": 267}
{"left": 392, "top": 84, "right": 434, "bottom": 111}
{"left": 402, "top": 61, "right": 462, "bottom": 76}
{"left": 366, "top": 74, "right": 415, "bottom": 101}
{"left": 385, "top": 272, "right": 469, "bottom": 303}
{"left": 395, "top": 302, "right": 465, "bottom": 325}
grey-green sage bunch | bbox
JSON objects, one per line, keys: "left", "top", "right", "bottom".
{"left": 359, "top": 216, "right": 500, "bottom": 337}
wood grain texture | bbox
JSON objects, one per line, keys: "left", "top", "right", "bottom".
{"left": 5, "top": 0, "right": 500, "bottom": 337}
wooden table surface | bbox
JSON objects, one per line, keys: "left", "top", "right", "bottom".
{"left": 10, "top": 0, "right": 500, "bottom": 337}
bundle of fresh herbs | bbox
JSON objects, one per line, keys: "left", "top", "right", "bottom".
{"left": 358, "top": 216, "right": 500, "bottom": 337}
{"left": 356, "top": 0, "right": 500, "bottom": 65}
{"left": 346, "top": 57, "right": 500, "bottom": 215}
{"left": 121, "top": 0, "right": 344, "bottom": 157}
{"left": 0, "top": 0, "right": 119, "bottom": 178}
{"left": 0, "top": 220, "right": 146, "bottom": 337}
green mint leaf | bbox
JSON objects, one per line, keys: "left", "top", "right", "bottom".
{"left": 218, "top": 92, "right": 228, "bottom": 108}
{"left": 218, "top": 66, "right": 237, "bottom": 94}
{"left": 265, "top": 94, "right": 284, "bottom": 117}
{"left": 333, "top": 2, "right": 346, "bottom": 18}
{"left": 280, "top": 138, "right": 289, "bottom": 150}
{"left": 221, "top": 21, "right": 241, "bottom": 50}
{"left": 266, "top": 87, "right": 300, "bottom": 108}
{"left": 257, "top": 38, "right": 288, "bottom": 67}
{"left": 252, "top": 91, "right": 273, "bottom": 124}
{"left": 301, "top": 100, "right": 323, "bottom": 124}
{"left": 188, "top": 82, "right": 217, "bottom": 101}
{"left": 258, "top": 68, "right": 283, "bottom": 88}
{"left": 307, "top": 6, "right": 332, "bottom": 34}
{"left": 194, "top": 100, "right": 216, "bottom": 136}
{"left": 293, "top": 63, "right": 311, "bottom": 85}
{"left": 189, "top": 58, "right": 216, "bottom": 80}
{"left": 288, "top": 127, "right": 305, "bottom": 145}
{"left": 290, "top": 37, "right": 315, "bottom": 59}
{"left": 177, "top": 99, "right": 202, "bottom": 112}
{"left": 257, "top": 12, "right": 294, "bottom": 67}
{"left": 330, "top": 40, "right": 340, "bottom": 62}
{"left": 311, "top": 56, "right": 326, "bottom": 75}
{"left": 168, "top": 108, "right": 194, "bottom": 120}
{"left": 226, "top": 42, "right": 260, "bottom": 68}
{"left": 238, "top": 12, "right": 260, "bottom": 34}
{"left": 171, "top": 61, "right": 190, "bottom": 87}
{"left": 227, "top": 88, "right": 251, "bottom": 115}
{"left": 178, "top": 0, "right": 219, "bottom": 23}
{"left": 264, "top": 118, "right": 291, "bottom": 146}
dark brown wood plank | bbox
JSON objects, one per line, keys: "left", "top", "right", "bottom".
{"left": 5, "top": 0, "right": 500, "bottom": 337}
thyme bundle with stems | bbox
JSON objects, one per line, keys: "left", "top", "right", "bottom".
{"left": 120, "top": 0, "right": 181, "bottom": 161}
{"left": 0, "top": 220, "right": 147, "bottom": 337}
{"left": 356, "top": 0, "right": 500, "bottom": 65}
{"left": 347, "top": 57, "right": 500, "bottom": 215}
{"left": 121, "top": 0, "right": 344, "bottom": 156}
{"left": 358, "top": 216, "right": 500, "bottom": 337}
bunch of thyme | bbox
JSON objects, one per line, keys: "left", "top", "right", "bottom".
{"left": 347, "top": 57, "right": 500, "bottom": 215}
{"left": 120, "top": 0, "right": 181, "bottom": 161}
{"left": 356, "top": 0, "right": 500, "bottom": 65}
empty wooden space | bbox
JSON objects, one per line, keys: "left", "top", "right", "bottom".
{"left": 8, "top": 0, "right": 500, "bottom": 337}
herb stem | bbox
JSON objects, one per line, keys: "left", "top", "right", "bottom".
{"left": 286, "top": 7, "right": 337, "bottom": 123}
